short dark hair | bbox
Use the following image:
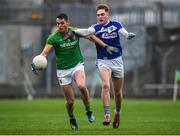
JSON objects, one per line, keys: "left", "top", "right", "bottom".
{"left": 56, "top": 13, "right": 68, "bottom": 21}
{"left": 96, "top": 4, "right": 109, "bottom": 12}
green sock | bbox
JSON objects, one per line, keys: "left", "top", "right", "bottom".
{"left": 69, "top": 114, "right": 75, "bottom": 119}
{"left": 85, "top": 103, "right": 90, "bottom": 112}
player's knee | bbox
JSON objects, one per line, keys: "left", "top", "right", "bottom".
{"left": 66, "top": 99, "right": 74, "bottom": 105}
{"left": 115, "top": 90, "right": 123, "bottom": 98}
{"left": 102, "top": 83, "right": 110, "bottom": 91}
{"left": 78, "top": 84, "right": 87, "bottom": 91}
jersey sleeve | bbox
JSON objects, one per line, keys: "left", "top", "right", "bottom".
{"left": 74, "top": 27, "right": 95, "bottom": 36}
{"left": 47, "top": 36, "right": 54, "bottom": 46}
{"left": 45, "top": 44, "right": 53, "bottom": 48}
{"left": 89, "top": 24, "right": 98, "bottom": 33}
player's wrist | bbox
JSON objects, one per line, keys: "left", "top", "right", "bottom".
{"left": 127, "top": 32, "right": 135, "bottom": 40}
{"left": 104, "top": 44, "right": 108, "bottom": 48}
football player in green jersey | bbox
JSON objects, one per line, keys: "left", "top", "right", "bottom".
{"left": 31, "top": 13, "right": 118, "bottom": 130}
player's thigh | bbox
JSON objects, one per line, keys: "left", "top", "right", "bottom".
{"left": 99, "top": 67, "right": 111, "bottom": 86}
{"left": 61, "top": 84, "right": 74, "bottom": 102}
{"left": 73, "top": 70, "right": 86, "bottom": 87}
{"left": 72, "top": 63, "right": 86, "bottom": 87}
{"left": 96, "top": 60, "right": 111, "bottom": 85}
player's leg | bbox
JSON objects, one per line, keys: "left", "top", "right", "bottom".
{"left": 110, "top": 56, "right": 124, "bottom": 128}
{"left": 112, "top": 77, "right": 124, "bottom": 128}
{"left": 98, "top": 66, "right": 111, "bottom": 125}
{"left": 73, "top": 67, "right": 95, "bottom": 123}
{"left": 61, "top": 84, "right": 78, "bottom": 130}
{"left": 57, "top": 69, "right": 78, "bottom": 130}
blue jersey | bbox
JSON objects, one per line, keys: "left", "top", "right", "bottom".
{"left": 90, "top": 21, "right": 123, "bottom": 60}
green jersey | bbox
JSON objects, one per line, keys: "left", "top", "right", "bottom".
{"left": 47, "top": 27, "right": 83, "bottom": 70}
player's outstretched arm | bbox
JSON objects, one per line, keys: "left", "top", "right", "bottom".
{"left": 119, "top": 28, "right": 135, "bottom": 40}
{"left": 85, "top": 35, "right": 119, "bottom": 54}
{"left": 74, "top": 27, "right": 95, "bottom": 36}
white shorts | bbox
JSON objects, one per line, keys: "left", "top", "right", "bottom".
{"left": 57, "top": 63, "right": 84, "bottom": 85}
{"left": 96, "top": 56, "right": 124, "bottom": 78}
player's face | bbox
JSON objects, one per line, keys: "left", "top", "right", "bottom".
{"left": 96, "top": 9, "right": 109, "bottom": 25}
{"left": 56, "top": 18, "right": 69, "bottom": 32}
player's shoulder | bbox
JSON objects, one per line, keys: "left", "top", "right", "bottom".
{"left": 47, "top": 30, "right": 58, "bottom": 40}
{"left": 110, "top": 21, "right": 123, "bottom": 26}
{"left": 110, "top": 20, "right": 124, "bottom": 30}
{"left": 90, "top": 23, "right": 100, "bottom": 28}
{"left": 50, "top": 29, "right": 59, "bottom": 36}
{"left": 90, "top": 23, "right": 102, "bottom": 31}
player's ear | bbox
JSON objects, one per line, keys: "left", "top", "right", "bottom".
{"left": 106, "top": 12, "right": 109, "bottom": 18}
{"left": 67, "top": 21, "right": 70, "bottom": 25}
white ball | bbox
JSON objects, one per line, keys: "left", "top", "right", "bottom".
{"left": 32, "top": 55, "right": 47, "bottom": 70}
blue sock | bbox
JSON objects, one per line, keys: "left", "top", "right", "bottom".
{"left": 104, "top": 106, "right": 110, "bottom": 115}
{"left": 116, "top": 107, "right": 121, "bottom": 113}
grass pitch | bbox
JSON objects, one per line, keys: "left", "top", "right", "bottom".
{"left": 0, "top": 98, "right": 179, "bottom": 135}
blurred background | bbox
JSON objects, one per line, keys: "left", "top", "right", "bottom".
{"left": 0, "top": 0, "right": 180, "bottom": 100}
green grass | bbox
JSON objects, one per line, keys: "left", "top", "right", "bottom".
{"left": 0, "top": 98, "right": 180, "bottom": 135}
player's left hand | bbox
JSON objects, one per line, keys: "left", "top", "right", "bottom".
{"left": 104, "top": 45, "right": 119, "bottom": 54}
{"left": 127, "top": 32, "right": 135, "bottom": 40}
{"left": 31, "top": 63, "right": 39, "bottom": 75}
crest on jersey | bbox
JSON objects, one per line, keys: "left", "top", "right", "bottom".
{"left": 107, "top": 26, "right": 116, "bottom": 33}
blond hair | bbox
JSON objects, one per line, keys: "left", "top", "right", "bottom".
{"left": 96, "top": 4, "right": 109, "bottom": 12}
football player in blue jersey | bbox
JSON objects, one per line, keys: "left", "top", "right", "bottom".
{"left": 73, "top": 4, "right": 135, "bottom": 128}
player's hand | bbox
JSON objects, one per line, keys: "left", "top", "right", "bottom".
{"left": 127, "top": 32, "right": 135, "bottom": 40}
{"left": 63, "top": 29, "right": 75, "bottom": 40}
{"left": 31, "top": 63, "right": 39, "bottom": 75}
{"left": 104, "top": 45, "right": 119, "bottom": 54}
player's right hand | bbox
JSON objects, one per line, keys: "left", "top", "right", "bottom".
{"left": 104, "top": 45, "right": 119, "bottom": 54}
{"left": 31, "top": 63, "right": 39, "bottom": 75}
{"left": 63, "top": 29, "right": 75, "bottom": 40}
